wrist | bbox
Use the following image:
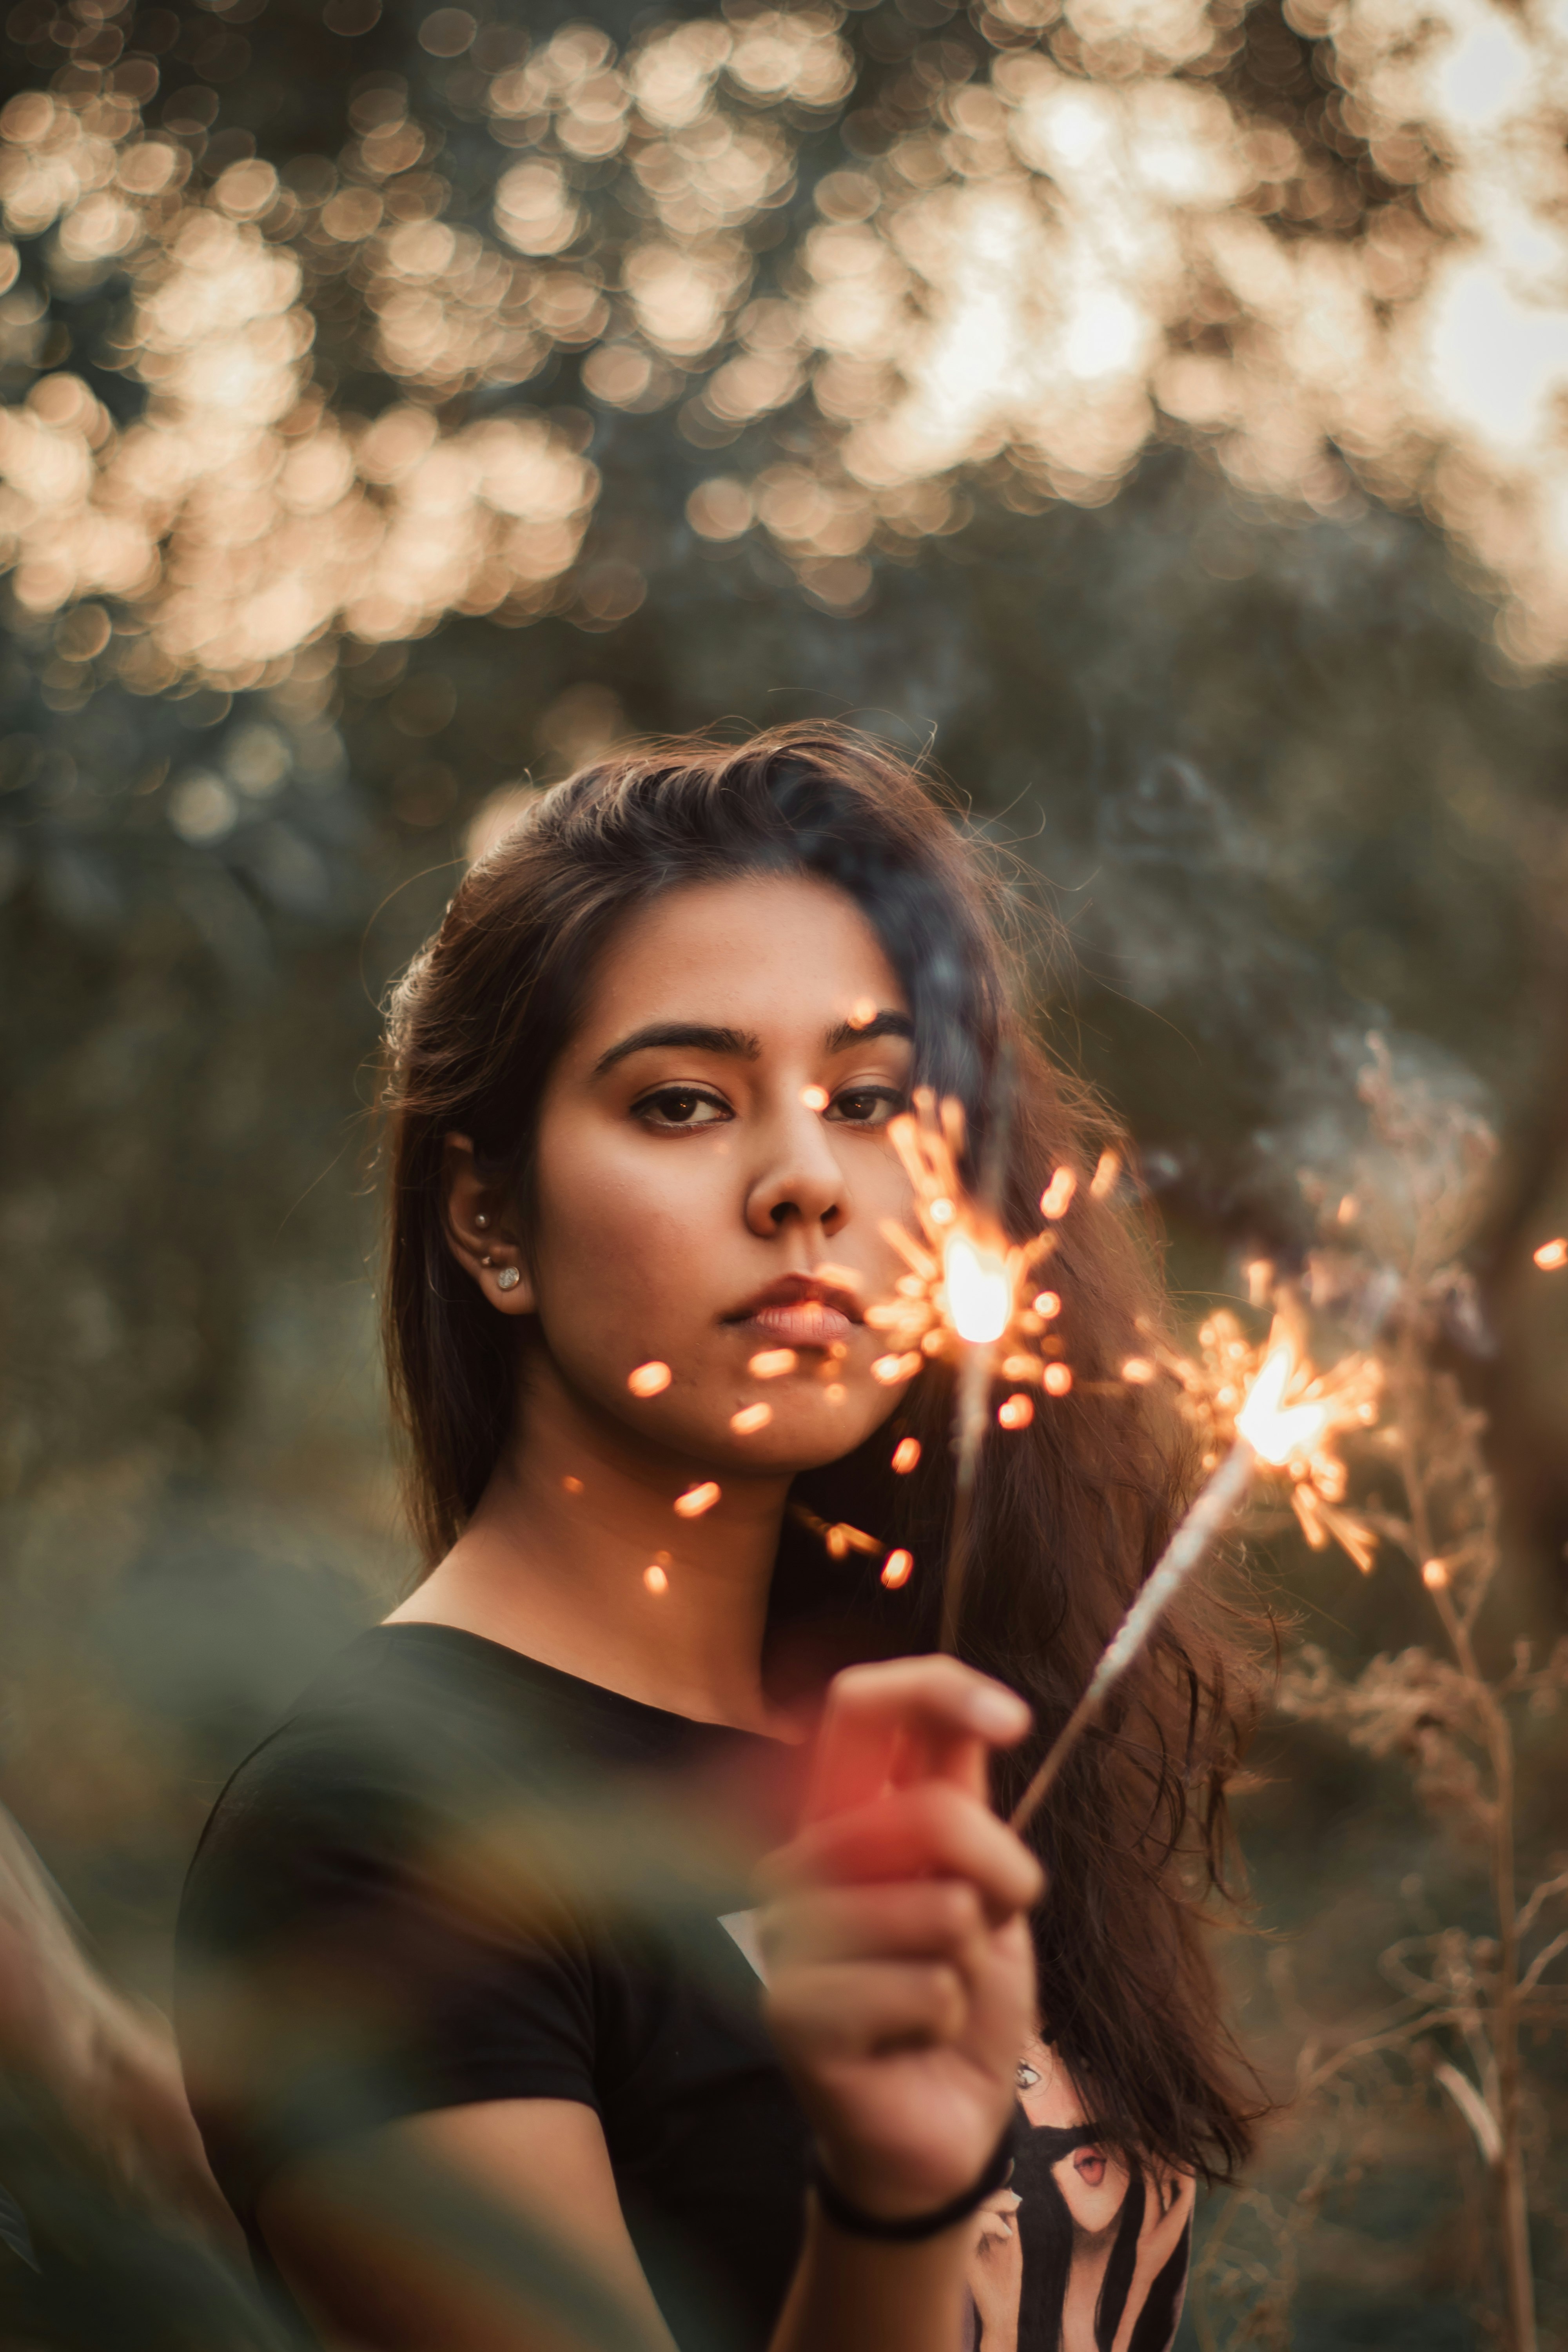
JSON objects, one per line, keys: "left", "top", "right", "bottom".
{"left": 809, "top": 2115, "right": 1018, "bottom": 2243}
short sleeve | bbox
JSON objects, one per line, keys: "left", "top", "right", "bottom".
{"left": 176, "top": 1717, "right": 601, "bottom": 2227}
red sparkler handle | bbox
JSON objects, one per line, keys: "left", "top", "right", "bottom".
{"left": 1008, "top": 1439, "right": 1258, "bottom": 1835}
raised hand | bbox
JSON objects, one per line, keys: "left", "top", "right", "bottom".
{"left": 759, "top": 1656, "right": 1042, "bottom": 2223}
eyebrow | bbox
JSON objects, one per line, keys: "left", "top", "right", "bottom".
{"left": 824, "top": 1010, "right": 914, "bottom": 1055}
{"left": 592, "top": 1022, "right": 761, "bottom": 1075}
{"left": 592, "top": 1008, "right": 913, "bottom": 1076}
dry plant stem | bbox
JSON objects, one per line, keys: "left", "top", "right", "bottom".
{"left": 939, "top": 1340, "right": 992, "bottom": 1654}
{"left": 1009, "top": 1442, "right": 1257, "bottom": 1833}
{"left": 1391, "top": 1328, "right": 1537, "bottom": 2352}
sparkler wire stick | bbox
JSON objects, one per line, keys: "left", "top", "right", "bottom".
{"left": 940, "top": 1339, "right": 993, "bottom": 1654}
{"left": 1008, "top": 1438, "right": 1257, "bottom": 1834}
{"left": 938, "top": 1049, "right": 1015, "bottom": 1657}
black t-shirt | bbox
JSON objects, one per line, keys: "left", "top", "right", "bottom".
{"left": 175, "top": 1624, "right": 811, "bottom": 2352}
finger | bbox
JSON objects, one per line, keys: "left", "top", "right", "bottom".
{"left": 768, "top": 1960, "right": 966, "bottom": 2058}
{"left": 805, "top": 1657, "right": 1032, "bottom": 1824}
{"left": 761, "top": 1880, "right": 987, "bottom": 1971}
{"left": 766, "top": 1782, "right": 1045, "bottom": 1920}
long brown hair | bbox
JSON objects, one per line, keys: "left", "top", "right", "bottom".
{"left": 379, "top": 722, "right": 1266, "bottom": 2183}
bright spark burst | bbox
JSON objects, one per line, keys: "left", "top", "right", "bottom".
{"left": 628, "top": 1360, "right": 672, "bottom": 1397}
{"left": 731, "top": 1402, "right": 772, "bottom": 1434}
{"left": 880, "top": 1549, "right": 914, "bottom": 1589}
{"left": 748, "top": 1348, "right": 797, "bottom": 1379}
{"left": 673, "top": 1480, "right": 720, "bottom": 1517}
{"left": 1534, "top": 1238, "right": 1568, "bottom": 1270}
{"left": 891, "top": 1436, "right": 921, "bottom": 1472}
{"left": 1151, "top": 1308, "right": 1383, "bottom": 1572}
{"left": 865, "top": 1088, "right": 1076, "bottom": 1399}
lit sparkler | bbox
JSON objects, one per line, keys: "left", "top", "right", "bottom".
{"left": 867, "top": 1087, "right": 1076, "bottom": 1649}
{"left": 1009, "top": 1323, "right": 1381, "bottom": 1833}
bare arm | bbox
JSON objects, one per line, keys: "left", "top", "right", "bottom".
{"left": 258, "top": 2098, "right": 677, "bottom": 2352}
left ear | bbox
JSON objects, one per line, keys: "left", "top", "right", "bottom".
{"left": 443, "top": 1133, "right": 537, "bottom": 1315}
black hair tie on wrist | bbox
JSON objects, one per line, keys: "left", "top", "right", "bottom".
{"left": 809, "top": 2114, "right": 1018, "bottom": 2245}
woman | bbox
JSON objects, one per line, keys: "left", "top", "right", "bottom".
{"left": 176, "top": 725, "right": 1260, "bottom": 2352}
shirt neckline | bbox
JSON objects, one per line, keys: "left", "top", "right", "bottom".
{"left": 364, "top": 1620, "right": 801, "bottom": 1749}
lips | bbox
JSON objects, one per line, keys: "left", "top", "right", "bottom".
{"left": 726, "top": 1276, "right": 863, "bottom": 1350}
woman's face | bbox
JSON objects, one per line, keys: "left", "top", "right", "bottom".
{"left": 519, "top": 873, "right": 920, "bottom": 1477}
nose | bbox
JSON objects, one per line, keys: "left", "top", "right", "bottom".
{"left": 745, "top": 1100, "right": 848, "bottom": 1240}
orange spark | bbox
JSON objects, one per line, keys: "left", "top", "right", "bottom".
{"left": 673, "top": 1481, "right": 720, "bottom": 1517}
{"left": 847, "top": 996, "right": 878, "bottom": 1028}
{"left": 1534, "top": 1237, "right": 1568, "bottom": 1270}
{"left": 1422, "top": 1558, "right": 1449, "bottom": 1589}
{"left": 825, "top": 1521, "right": 880, "bottom": 1560}
{"left": 1044, "top": 1363, "right": 1073, "bottom": 1396}
{"left": 1040, "top": 1168, "right": 1077, "bottom": 1220}
{"left": 872, "top": 1351, "right": 922, "bottom": 1383}
{"left": 628, "top": 1360, "right": 672, "bottom": 1398}
{"left": 643, "top": 1564, "right": 669, "bottom": 1595}
{"left": 998, "top": 1393, "right": 1034, "bottom": 1429}
{"left": 1090, "top": 1150, "right": 1120, "bottom": 1199}
{"left": 801, "top": 1084, "right": 829, "bottom": 1112}
{"left": 891, "top": 1436, "right": 920, "bottom": 1472}
{"left": 1121, "top": 1357, "right": 1155, "bottom": 1384}
{"left": 749, "top": 1348, "right": 797, "bottom": 1379}
{"left": 1033, "top": 1290, "right": 1061, "bottom": 1319}
{"left": 562, "top": 1475, "right": 584, "bottom": 1494}
{"left": 731, "top": 1403, "right": 772, "bottom": 1434}
{"left": 880, "top": 1549, "right": 914, "bottom": 1589}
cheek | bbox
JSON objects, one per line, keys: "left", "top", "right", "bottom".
{"left": 530, "top": 1129, "right": 728, "bottom": 1335}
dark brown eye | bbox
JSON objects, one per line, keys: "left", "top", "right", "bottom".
{"left": 637, "top": 1087, "right": 729, "bottom": 1129}
{"left": 827, "top": 1087, "right": 904, "bottom": 1128}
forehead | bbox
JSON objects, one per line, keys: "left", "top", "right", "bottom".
{"left": 574, "top": 873, "right": 907, "bottom": 1042}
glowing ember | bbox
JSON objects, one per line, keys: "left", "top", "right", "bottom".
{"left": 1121, "top": 1357, "right": 1155, "bottom": 1385}
{"left": 1235, "top": 1343, "right": 1334, "bottom": 1466}
{"left": 1039, "top": 1168, "right": 1077, "bottom": 1221}
{"left": 847, "top": 997, "right": 877, "bottom": 1029}
{"left": 1534, "top": 1238, "right": 1568, "bottom": 1270}
{"left": 673, "top": 1481, "right": 720, "bottom": 1517}
{"left": 998, "top": 1393, "right": 1034, "bottom": 1429}
{"left": 891, "top": 1436, "right": 920, "bottom": 1472}
{"left": 1089, "top": 1151, "right": 1121, "bottom": 1200}
{"left": 944, "top": 1232, "right": 1011, "bottom": 1345}
{"left": 748, "top": 1348, "right": 797, "bottom": 1379}
{"left": 1043, "top": 1363, "right": 1073, "bottom": 1397}
{"left": 800, "top": 1084, "right": 830, "bottom": 1112}
{"left": 825, "top": 1521, "right": 880, "bottom": 1560}
{"left": 628, "top": 1360, "right": 672, "bottom": 1397}
{"left": 731, "top": 1403, "right": 772, "bottom": 1434}
{"left": 872, "top": 1351, "right": 922, "bottom": 1384}
{"left": 643, "top": 1564, "right": 669, "bottom": 1595}
{"left": 880, "top": 1549, "right": 914, "bottom": 1590}
{"left": 562, "top": 1475, "right": 584, "bottom": 1494}
{"left": 1423, "top": 1558, "right": 1450, "bottom": 1590}
{"left": 1033, "top": 1291, "right": 1061, "bottom": 1319}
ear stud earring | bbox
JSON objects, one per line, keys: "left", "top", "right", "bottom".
{"left": 496, "top": 1267, "right": 522, "bottom": 1292}
{"left": 475, "top": 1213, "right": 489, "bottom": 1230}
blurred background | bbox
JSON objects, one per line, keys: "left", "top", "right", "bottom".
{"left": 2, "top": 0, "right": 1567, "bottom": 2337}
